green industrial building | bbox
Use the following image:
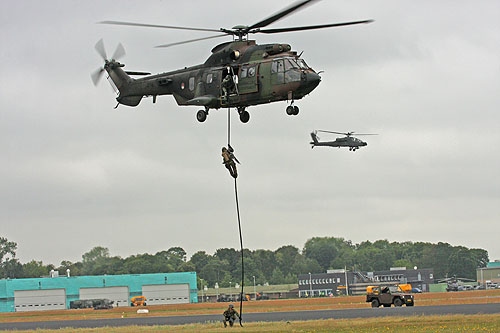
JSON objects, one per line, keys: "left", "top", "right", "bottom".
{"left": 0, "top": 272, "right": 197, "bottom": 312}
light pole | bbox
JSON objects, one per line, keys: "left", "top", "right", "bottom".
{"left": 215, "top": 283, "right": 219, "bottom": 301}
{"left": 344, "top": 266, "right": 349, "bottom": 296}
{"left": 229, "top": 282, "right": 232, "bottom": 301}
{"left": 309, "top": 272, "right": 312, "bottom": 298}
{"left": 252, "top": 276, "right": 256, "bottom": 300}
{"left": 200, "top": 279, "right": 204, "bottom": 303}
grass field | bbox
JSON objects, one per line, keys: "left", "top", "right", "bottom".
{"left": 4, "top": 314, "right": 500, "bottom": 332}
{"left": 0, "top": 289, "right": 499, "bottom": 326}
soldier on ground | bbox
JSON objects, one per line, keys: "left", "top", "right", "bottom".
{"left": 223, "top": 304, "right": 240, "bottom": 327}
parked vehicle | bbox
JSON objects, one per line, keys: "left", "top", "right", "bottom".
{"left": 70, "top": 299, "right": 114, "bottom": 310}
{"left": 70, "top": 300, "right": 93, "bottom": 309}
{"left": 93, "top": 299, "right": 114, "bottom": 310}
{"left": 256, "top": 292, "right": 269, "bottom": 300}
{"left": 130, "top": 296, "right": 147, "bottom": 306}
{"left": 397, "top": 284, "right": 412, "bottom": 293}
{"left": 366, "top": 286, "right": 414, "bottom": 308}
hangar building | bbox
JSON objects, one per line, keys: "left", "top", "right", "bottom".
{"left": 0, "top": 272, "right": 197, "bottom": 313}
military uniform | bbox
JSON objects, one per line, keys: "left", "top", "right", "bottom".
{"left": 222, "top": 146, "right": 238, "bottom": 178}
{"left": 222, "top": 74, "right": 233, "bottom": 99}
{"left": 223, "top": 304, "right": 239, "bottom": 327}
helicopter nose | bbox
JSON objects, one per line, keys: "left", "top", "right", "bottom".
{"left": 300, "top": 72, "right": 321, "bottom": 94}
{"left": 306, "top": 72, "right": 321, "bottom": 88}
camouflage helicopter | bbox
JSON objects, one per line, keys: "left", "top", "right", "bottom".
{"left": 310, "top": 130, "right": 377, "bottom": 151}
{"left": 92, "top": 0, "right": 373, "bottom": 123}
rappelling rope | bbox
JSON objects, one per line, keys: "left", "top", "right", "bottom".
{"left": 227, "top": 107, "right": 244, "bottom": 327}
{"left": 227, "top": 108, "right": 231, "bottom": 146}
{"left": 234, "top": 178, "right": 244, "bottom": 327}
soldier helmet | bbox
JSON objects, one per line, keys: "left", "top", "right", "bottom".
{"left": 222, "top": 147, "right": 227, "bottom": 152}
{"left": 228, "top": 304, "right": 234, "bottom": 308}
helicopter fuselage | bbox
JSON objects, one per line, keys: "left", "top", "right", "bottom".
{"left": 105, "top": 40, "right": 321, "bottom": 114}
{"left": 310, "top": 132, "right": 368, "bottom": 151}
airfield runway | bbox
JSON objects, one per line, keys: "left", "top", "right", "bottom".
{"left": 0, "top": 303, "right": 499, "bottom": 330}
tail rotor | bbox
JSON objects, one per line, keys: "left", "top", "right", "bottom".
{"left": 91, "top": 39, "right": 126, "bottom": 86}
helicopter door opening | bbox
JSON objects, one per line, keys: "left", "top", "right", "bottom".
{"left": 221, "top": 67, "right": 239, "bottom": 104}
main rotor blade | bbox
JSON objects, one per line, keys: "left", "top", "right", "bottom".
{"left": 155, "top": 34, "right": 229, "bottom": 48}
{"left": 354, "top": 133, "right": 378, "bottom": 136}
{"left": 317, "top": 130, "right": 347, "bottom": 135}
{"left": 112, "top": 43, "right": 125, "bottom": 60}
{"left": 94, "top": 39, "right": 107, "bottom": 60}
{"left": 256, "top": 20, "right": 374, "bottom": 34}
{"left": 247, "top": 0, "right": 319, "bottom": 30}
{"left": 99, "top": 20, "right": 222, "bottom": 33}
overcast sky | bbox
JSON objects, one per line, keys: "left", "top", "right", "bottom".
{"left": 1, "top": 0, "right": 499, "bottom": 266}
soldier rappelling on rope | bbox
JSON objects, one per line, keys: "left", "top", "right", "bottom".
{"left": 222, "top": 145, "right": 240, "bottom": 178}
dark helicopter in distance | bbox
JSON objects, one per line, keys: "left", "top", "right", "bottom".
{"left": 310, "top": 130, "right": 377, "bottom": 151}
{"left": 92, "top": 0, "right": 373, "bottom": 123}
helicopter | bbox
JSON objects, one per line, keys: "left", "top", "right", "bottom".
{"left": 310, "top": 130, "right": 377, "bottom": 151}
{"left": 438, "top": 276, "right": 476, "bottom": 292}
{"left": 92, "top": 0, "right": 373, "bottom": 123}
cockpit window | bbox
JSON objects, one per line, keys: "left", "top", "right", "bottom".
{"left": 297, "top": 59, "right": 309, "bottom": 69}
{"left": 285, "top": 59, "right": 299, "bottom": 70}
{"left": 271, "top": 59, "right": 284, "bottom": 73}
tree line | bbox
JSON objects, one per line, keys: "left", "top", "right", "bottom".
{"left": 0, "top": 236, "right": 488, "bottom": 287}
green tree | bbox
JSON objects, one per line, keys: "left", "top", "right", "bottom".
{"left": 57, "top": 260, "right": 83, "bottom": 276}
{"left": 275, "top": 245, "right": 300, "bottom": 277}
{"left": 303, "top": 237, "right": 339, "bottom": 271}
{"left": 448, "top": 247, "right": 482, "bottom": 280}
{"left": 200, "top": 258, "right": 230, "bottom": 287}
{"left": 190, "top": 251, "right": 211, "bottom": 272}
{"left": 392, "top": 259, "right": 413, "bottom": 269}
{"left": 252, "top": 249, "right": 277, "bottom": 281}
{"left": 2, "top": 258, "right": 23, "bottom": 278}
{"left": 81, "top": 246, "right": 112, "bottom": 275}
{"left": 22, "top": 260, "right": 52, "bottom": 278}
{"left": 291, "top": 255, "right": 322, "bottom": 276}
{"left": 0, "top": 237, "right": 17, "bottom": 264}
{"left": 177, "top": 261, "right": 196, "bottom": 272}
{"left": 155, "top": 247, "right": 187, "bottom": 271}
{"left": 270, "top": 268, "right": 285, "bottom": 284}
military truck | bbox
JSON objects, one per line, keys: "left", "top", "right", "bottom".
{"left": 366, "top": 286, "right": 414, "bottom": 308}
{"left": 70, "top": 299, "right": 114, "bottom": 310}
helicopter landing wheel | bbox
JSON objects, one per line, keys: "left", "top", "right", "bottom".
{"left": 286, "top": 105, "right": 294, "bottom": 115}
{"left": 239, "top": 110, "right": 250, "bottom": 123}
{"left": 293, "top": 105, "right": 299, "bottom": 115}
{"left": 196, "top": 110, "right": 207, "bottom": 122}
